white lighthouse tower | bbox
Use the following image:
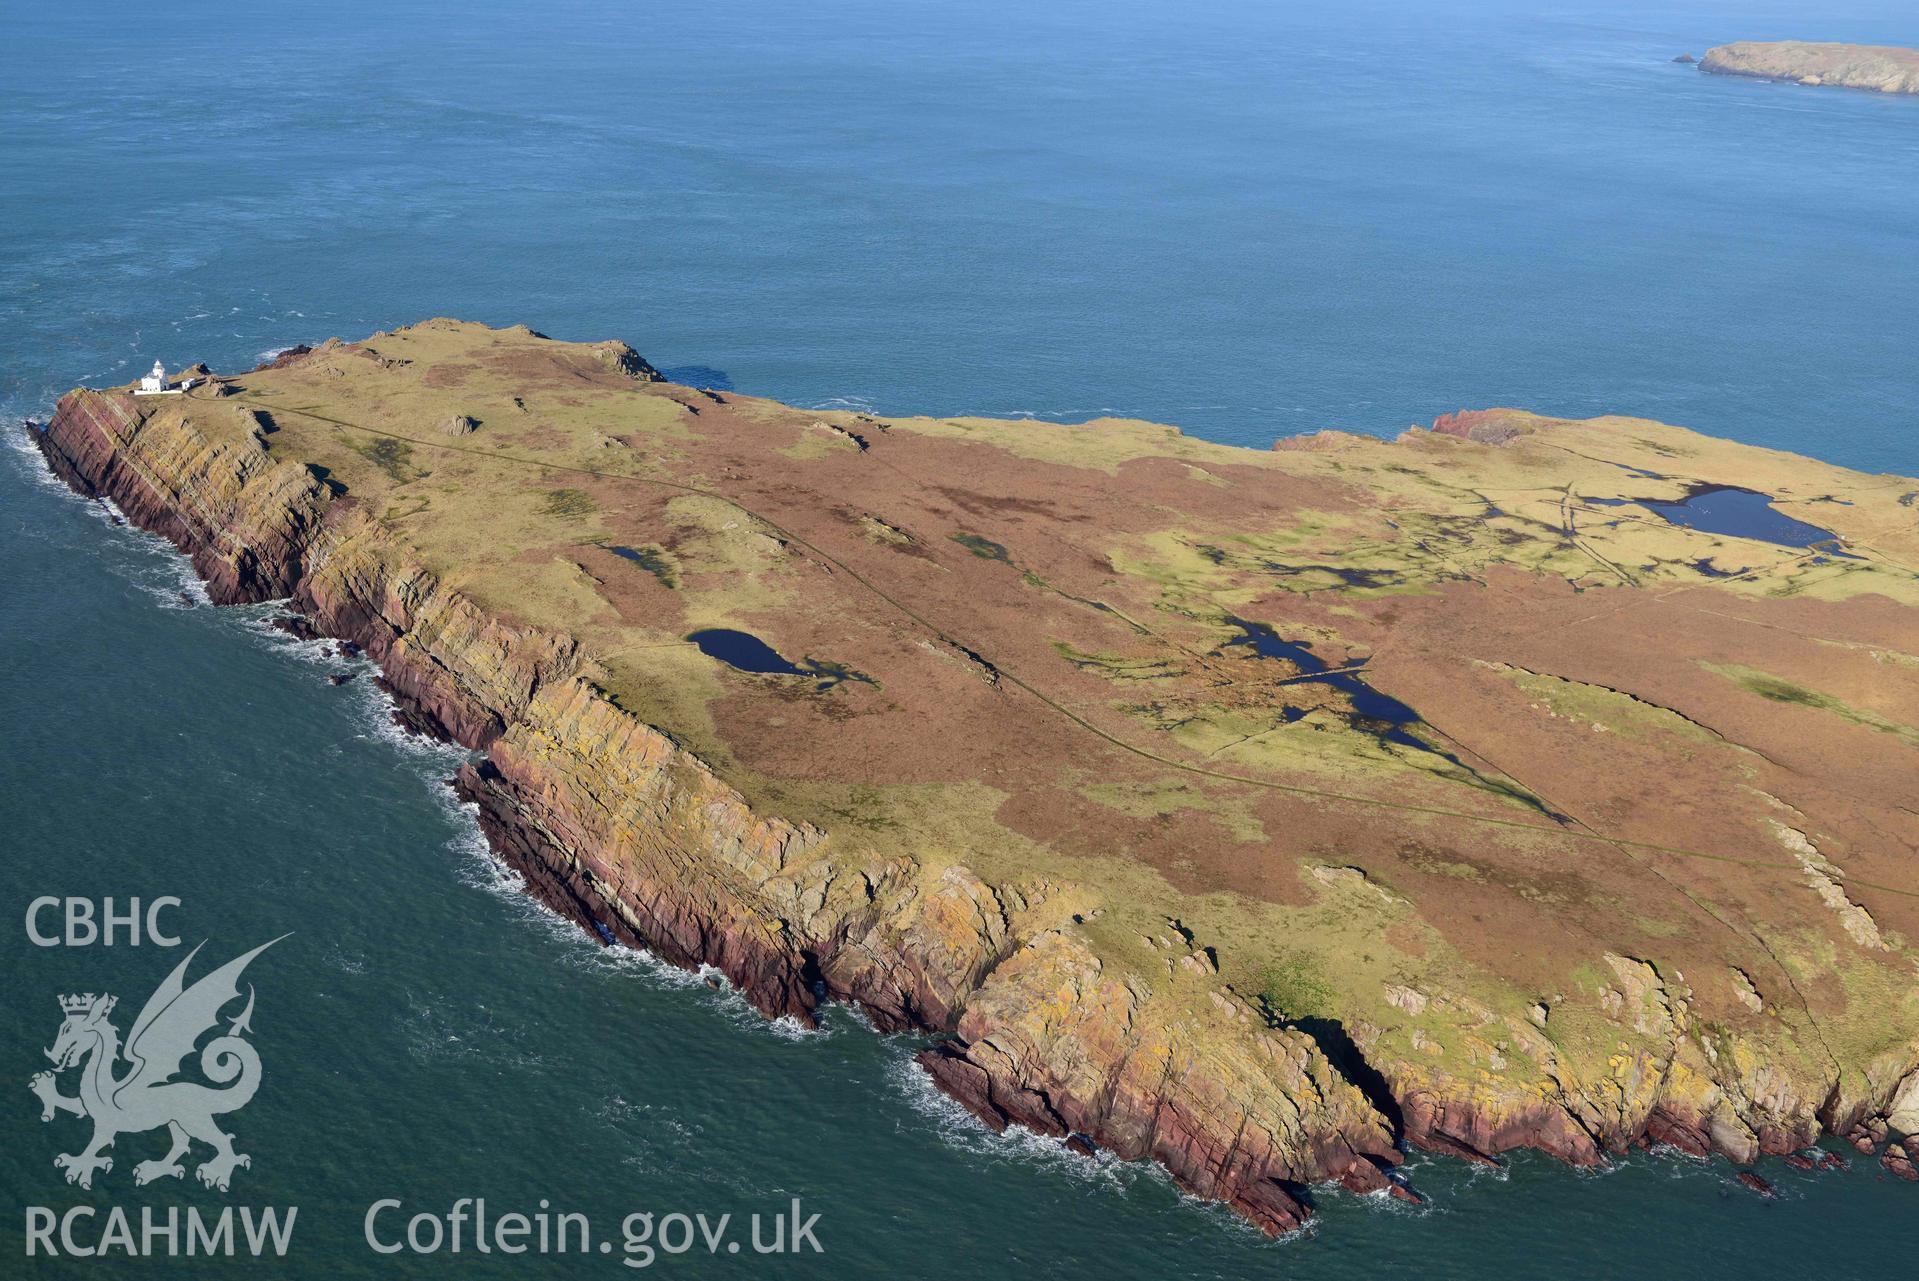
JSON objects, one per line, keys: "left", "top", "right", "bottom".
{"left": 134, "top": 360, "right": 193, "bottom": 396}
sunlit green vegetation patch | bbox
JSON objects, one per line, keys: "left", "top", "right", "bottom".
{"left": 1256, "top": 950, "right": 1334, "bottom": 1020}
{"left": 348, "top": 435, "right": 416, "bottom": 484}
{"left": 1052, "top": 640, "right": 1185, "bottom": 682}
{"left": 1705, "top": 662, "right": 1919, "bottom": 747}
{"left": 952, "top": 532, "right": 1012, "bottom": 562}
{"left": 540, "top": 488, "right": 596, "bottom": 518}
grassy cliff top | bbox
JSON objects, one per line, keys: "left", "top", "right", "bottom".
{"left": 132, "top": 319, "right": 1919, "bottom": 1101}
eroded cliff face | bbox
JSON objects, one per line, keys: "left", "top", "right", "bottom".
{"left": 38, "top": 388, "right": 326, "bottom": 602}
{"left": 29, "top": 340, "right": 1919, "bottom": 1233}
{"left": 1379, "top": 955, "right": 1839, "bottom": 1168}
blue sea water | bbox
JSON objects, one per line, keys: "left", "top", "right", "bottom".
{"left": 2, "top": 1, "right": 1914, "bottom": 1276}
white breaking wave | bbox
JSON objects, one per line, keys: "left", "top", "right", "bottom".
{"left": 807, "top": 394, "right": 877, "bottom": 413}
{"left": 435, "top": 770, "right": 831, "bottom": 1043}
{"left": 4, "top": 420, "right": 88, "bottom": 497}
{"left": 884, "top": 1039, "right": 1447, "bottom": 1232}
{"left": 4, "top": 427, "right": 221, "bottom": 611}
{"left": 881, "top": 1050, "right": 1169, "bottom": 1196}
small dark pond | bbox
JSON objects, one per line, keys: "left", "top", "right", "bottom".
{"left": 1690, "top": 557, "right": 1742, "bottom": 579}
{"left": 608, "top": 544, "right": 672, "bottom": 571}
{"left": 609, "top": 544, "right": 664, "bottom": 567}
{"left": 1589, "top": 485, "right": 1846, "bottom": 552}
{"left": 687, "top": 628, "right": 874, "bottom": 692}
{"left": 603, "top": 544, "right": 677, "bottom": 588}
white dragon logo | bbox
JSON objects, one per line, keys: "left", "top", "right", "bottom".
{"left": 29, "top": 938, "right": 284, "bottom": 1192}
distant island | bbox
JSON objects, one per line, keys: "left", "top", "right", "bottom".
{"left": 1701, "top": 41, "right": 1919, "bottom": 94}
{"left": 29, "top": 321, "right": 1919, "bottom": 1232}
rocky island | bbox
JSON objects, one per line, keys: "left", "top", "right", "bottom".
{"left": 1701, "top": 41, "right": 1919, "bottom": 94}
{"left": 29, "top": 320, "right": 1919, "bottom": 1232}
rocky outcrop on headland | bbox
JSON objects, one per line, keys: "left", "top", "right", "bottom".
{"left": 1424, "top": 407, "right": 1568, "bottom": 446}
{"left": 1701, "top": 41, "right": 1919, "bottom": 95}
{"left": 252, "top": 344, "right": 314, "bottom": 372}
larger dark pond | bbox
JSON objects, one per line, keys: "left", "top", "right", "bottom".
{"left": 688, "top": 627, "right": 873, "bottom": 691}
{"left": 1592, "top": 485, "right": 1845, "bottom": 551}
